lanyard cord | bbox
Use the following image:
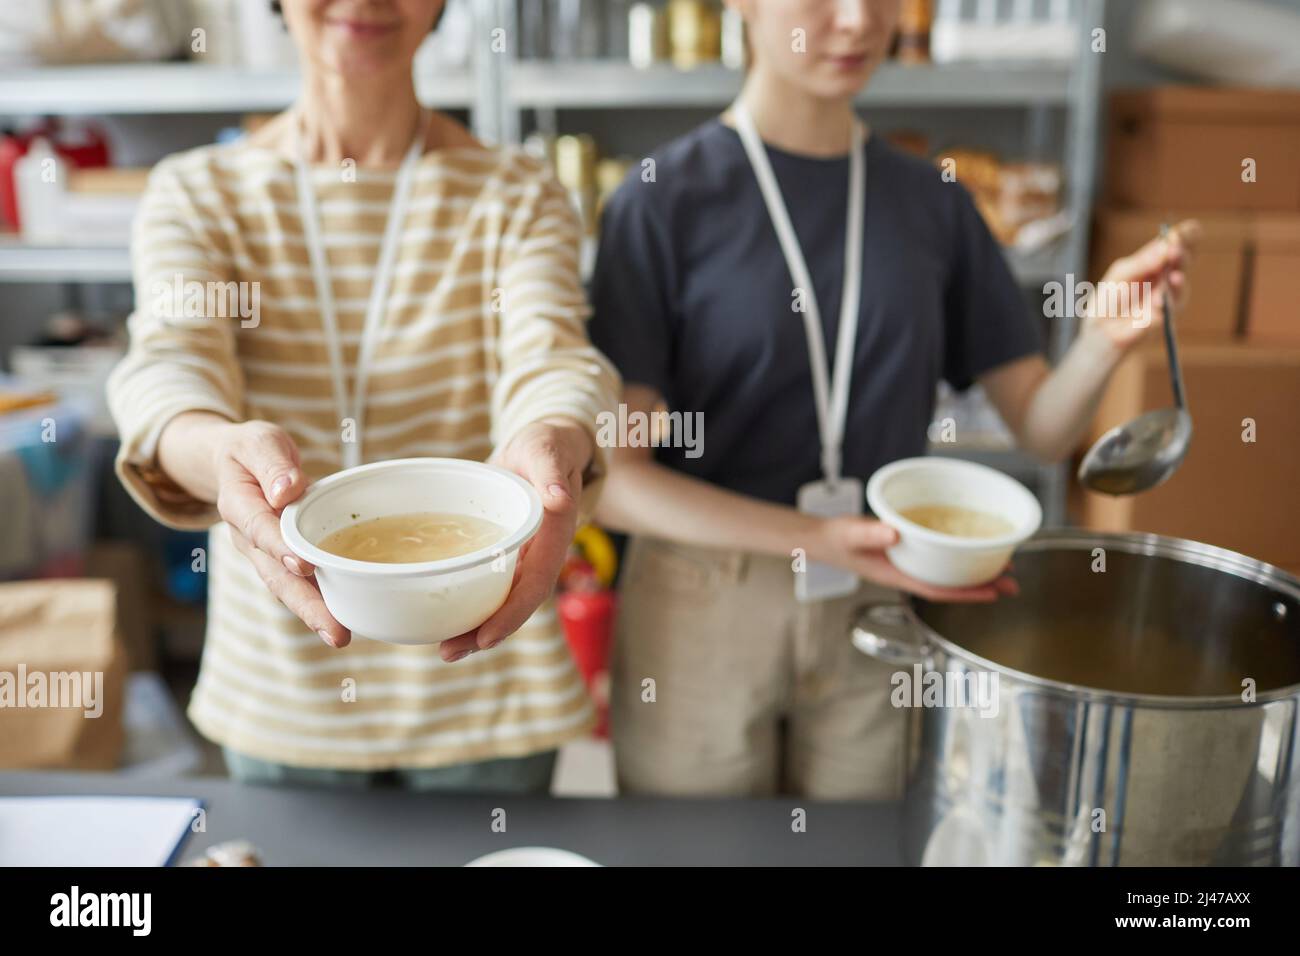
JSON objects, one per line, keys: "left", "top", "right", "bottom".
{"left": 294, "top": 106, "right": 428, "bottom": 470}
{"left": 732, "top": 102, "right": 866, "bottom": 485}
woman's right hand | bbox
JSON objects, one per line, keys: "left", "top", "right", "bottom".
{"left": 211, "top": 420, "right": 351, "bottom": 648}
{"left": 810, "top": 514, "right": 1018, "bottom": 603}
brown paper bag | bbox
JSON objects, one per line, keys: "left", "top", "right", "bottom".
{"left": 0, "top": 580, "right": 125, "bottom": 769}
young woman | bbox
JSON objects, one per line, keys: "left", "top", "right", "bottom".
{"left": 589, "top": 0, "right": 1195, "bottom": 799}
{"left": 108, "top": 0, "right": 619, "bottom": 791}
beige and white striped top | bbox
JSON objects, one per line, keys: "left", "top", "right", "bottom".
{"left": 107, "top": 133, "right": 620, "bottom": 770}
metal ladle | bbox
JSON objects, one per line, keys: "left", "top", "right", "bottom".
{"left": 1078, "top": 225, "right": 1192, "bottom": 496}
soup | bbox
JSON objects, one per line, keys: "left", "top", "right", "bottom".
{"left": 900, "top": 504, "right": 1014, "bottom": 539}
{"left": 319, "top": 512, "right": 506, "bottom": 564}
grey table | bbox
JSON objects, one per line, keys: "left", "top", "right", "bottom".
{"left": 0, "top": 771, "right": 904, "bottom": 866}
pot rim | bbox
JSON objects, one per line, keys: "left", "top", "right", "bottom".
{"left": 909, "top": 528, "right": 1300, "bottom": 708}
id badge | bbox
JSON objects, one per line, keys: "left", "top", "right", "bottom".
{"left": 795, "top": 477, "right": 864, "bottom": 603}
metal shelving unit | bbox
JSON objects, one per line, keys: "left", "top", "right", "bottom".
{"left": 0, "top": 53, "right": 482, "bottom": 280}
{"left": 0, "top": 61, "right": 475, "bottom": 116}
{"left": 0, "top": 240, "right": 132, "bottom": 284}
{"left": 506, "top": 59, "right": 1074, "bottom": 109}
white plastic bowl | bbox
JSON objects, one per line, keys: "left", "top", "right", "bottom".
{"left": 280, "top": 458, "right": 543, "bottom": 645}
{"left": 866, "top": 457, "right": 1041, "bottom": 589}
{"left": 464, "top": 847, "right": 601, "bottom": 867}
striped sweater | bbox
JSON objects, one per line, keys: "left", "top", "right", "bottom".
{"left": 107, "top": 134, "right": 620, "bottom": 769}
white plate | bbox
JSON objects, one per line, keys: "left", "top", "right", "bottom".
{"left": 464, "top": 847, "right": 601, "bottom": 867}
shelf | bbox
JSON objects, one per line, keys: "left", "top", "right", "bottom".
{"left": 0, "top": 62, "right": 474, "bottom": 115}
{"left": 508, "top": 59, "right": 1072, "bottom": 109}
{"left": 0, "top": 240, "right": 131, "bottom": 283}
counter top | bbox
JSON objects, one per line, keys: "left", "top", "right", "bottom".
{"left": 0, "top": 771, "right": 904, "bottom": 866}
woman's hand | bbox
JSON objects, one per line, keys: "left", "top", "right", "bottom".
{"left": 809, "top": 514, "right": 1019, "bottom": 603}
{"left": 211, "top": 420, "right": 351, "bottom": 648}
{"left": 1084, "top": 219, "right": 1201, "bottom": 353}
{"left": 437, "top": 417, "right": 594, "bottom": 662}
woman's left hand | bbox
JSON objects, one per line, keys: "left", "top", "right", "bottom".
{"left": 438, "top": 417, "right": 593, "bottom": 662}
{"left": 1084, "top": 219, "right": 1201, "bottom": 352}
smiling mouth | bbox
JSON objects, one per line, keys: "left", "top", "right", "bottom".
{"left": 326, "top": 18, "right": 399, "bottom": 37}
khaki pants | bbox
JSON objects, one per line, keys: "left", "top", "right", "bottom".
{"left": 611, "top": 536, "right": 909, "bottom": 800}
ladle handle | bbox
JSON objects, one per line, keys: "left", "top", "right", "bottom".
{"left": 1160, "top": 224, "right": 1188, "bottom": 411}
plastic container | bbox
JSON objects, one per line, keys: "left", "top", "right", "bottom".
{"left": 1131, "top": 0, "right": 1300, "bottom": 88}
{"left": 867, "top": 457, "right": 1041, "bottom": 588}
{"left": 0, "top": 393, "right": 95, "bottom": 580}
{"left": 280, "top": 458, "right": 543, "bottom": 644}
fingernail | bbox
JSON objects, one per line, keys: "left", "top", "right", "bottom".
{"left": 318, "top": 629, "right": 336, "bottom": 647}
{"left": 270, "top": 474, "right": 293, "bottom": 501}
{"left": 448, "top": 649, "right": 472, "bottom": 663}
{"left": 283, "top": 554, "right": 305, "bottom": 576}
{"left": 547, "top": 482, "right": 571, "bottom": 500}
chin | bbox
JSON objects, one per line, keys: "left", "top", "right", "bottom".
{"left": 812, "top": 73, "right": 871, "bottom": 101}
{"left": 808, "top": 59, "right": 880, "bottom": 100}
{"left": 323, "top": 44, "right": 408, "bottom": 78}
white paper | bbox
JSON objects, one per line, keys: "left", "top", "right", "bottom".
{"left": 0, "top": 795, "right": 202, "bottom": 867}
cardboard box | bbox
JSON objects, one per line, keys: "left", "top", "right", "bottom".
{"left": 1107, "top": 88, "right": 1300, "bottom": 213}
{"left": 0, "top": 580, "right": 126, "bottom": 770}
{"left": 1245, "top": 215, "right": 1300, "bottom": 346}
{"left": 1075, "top": 343, "right": 1300, "bottom": 568}
{"left": 1091, "top": 208, "right": 1249, "bottom": 340}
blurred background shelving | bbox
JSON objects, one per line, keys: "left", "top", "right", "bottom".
{"left": 0, "top": 61, "right": 476, "bottom": 115}
{"left": 503, "top": 59, "right": 1075, "bottom": 108}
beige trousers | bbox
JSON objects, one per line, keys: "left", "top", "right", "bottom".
{"left": 611, "top": 535, "right": 910, "bottom": 800}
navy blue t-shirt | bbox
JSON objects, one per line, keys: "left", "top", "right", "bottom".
{"left": 587, "top": 118, "right": 1042, "bottom": 506}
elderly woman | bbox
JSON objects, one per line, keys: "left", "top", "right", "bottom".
{"left": 107, "top": 0, "right": 619, "bottom": 791}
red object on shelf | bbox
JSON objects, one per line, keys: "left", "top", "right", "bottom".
{"left": 0, "top": 121, "right": 112, "bottom": 231}
{"left": 557, "top": 589, "right": 616, "bottom": 738}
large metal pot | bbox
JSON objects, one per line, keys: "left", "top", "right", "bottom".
{"left": 853, "top": 530, "right": 1300, "bottom": 866}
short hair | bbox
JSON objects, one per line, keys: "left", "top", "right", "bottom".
{"left": 268, "top": 1, "right": 446, "bottom": 32}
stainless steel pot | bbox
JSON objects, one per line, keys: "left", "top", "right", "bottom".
{"left": 853, "top": 530, "right": 1300, "bottom": 866}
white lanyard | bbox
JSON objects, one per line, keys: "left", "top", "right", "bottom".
{"left": 732, "top": 102, "right": 866, "bottom": 485}
{"left": 294, "top": 107, "right": 426, "bottom": 470}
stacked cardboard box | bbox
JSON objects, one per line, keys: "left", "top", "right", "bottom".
{"left": 1078, "top": 87, "right": 1300, "bottom": 568}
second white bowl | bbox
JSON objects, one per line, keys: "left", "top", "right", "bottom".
{"left": 280, "top": 458, "right": 542, "bottom": 645}
{"left": 866, "top": 457, "right": 1041, "bottom": 588}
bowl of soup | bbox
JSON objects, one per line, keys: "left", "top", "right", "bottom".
{"left": 866, "top": 457, "right": 1041, "bottom": 588}
{"left": 280, "top": 458, "right": 543, "bottom": 644}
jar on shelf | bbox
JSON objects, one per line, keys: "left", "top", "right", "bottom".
{"left": 667, "top": 0, "right": 721, "bottom": 70}
{"left": 555, "top": 134, "right": 600, "bottom": 235}
{"left": 896, "top": 0, "right": 934, "bottom": 64}
{"left": 548, "top": 0, "right": 604, "bottom": 60}
{"left": 628, "top": 2, "right": 668, "bottom": 69}
{"left": 596, "top": 157, "right": 634, "bottom": 218}
{"left": 720, "top": 6, "right": 747, "bottom": 70}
